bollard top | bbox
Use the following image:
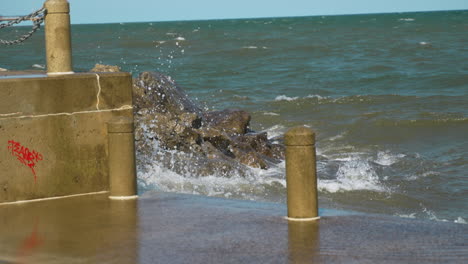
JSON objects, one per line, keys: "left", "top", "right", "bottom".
{"left": 44, "top": 0, "right": 70, "bottom": 13}
{"left": 284, "top": 126, "right": 315, "bottom": 146}
{"left": 107, "top": 116, "right": 134, "bottom": 133}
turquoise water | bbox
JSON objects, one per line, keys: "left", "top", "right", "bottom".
{"left": 2, "top": 10, "right": 467, "bottom": 223}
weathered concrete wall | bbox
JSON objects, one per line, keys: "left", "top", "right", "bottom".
{"left": 0, "top": 73, "right": 134, "bottom": 203}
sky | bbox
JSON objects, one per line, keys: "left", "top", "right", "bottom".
{"left": 1, "top": 0, "right": 468, "bottom": 24}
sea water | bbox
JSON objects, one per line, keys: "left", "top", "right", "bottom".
{"left": 2, "top": 10, "right": 467, "bottom": 223}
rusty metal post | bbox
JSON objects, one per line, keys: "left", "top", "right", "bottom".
{"left": 107, "top": 117, "right": 138, "bottom": 200}
{"left": 285, "top": 126, "right": 319, "bottom": 221}
{"left": 44, "top": 0, "right": 73, "bottom": 75}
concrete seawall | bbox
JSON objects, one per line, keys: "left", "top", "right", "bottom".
{"left": 0, "top": 72, "right": 133, "bottom": 203}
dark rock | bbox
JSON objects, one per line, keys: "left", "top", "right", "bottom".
{"left": 235, "top": 132, "right": 285, "bottom": 161}
{"left": 130, "top": 71, "right": 285, "bottom": 177}
{"left": 203, "top": 109, "right": 251, "bottom": 135}
{"left": 134, "top": 72, "right": 202, "bottom": 116}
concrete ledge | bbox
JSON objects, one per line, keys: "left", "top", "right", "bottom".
{"left": 0, "top": 72, "right": 134, "bottom": 203}
{"left": 0, "top": 192, "right": 466, "bottom": 263}
{"left": 0, "top": 72, "right": 132, "bottom": 115}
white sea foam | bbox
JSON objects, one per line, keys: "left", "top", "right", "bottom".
{"left": 233, "top": 95, "right": 249, "bottom": 100}
{"left": 318, "top": 158, "right": 386, "bottom": 193}
{"left": 397, "top": 213, "right": 417, "bottom": 219}
{"left": 327, "top": 132, "right": 346, "bottom": 141}
{"left": 263, "top": 112, "right": 280, "bottom": 116}
{"left": 374, "top": 151, "right": 405, "bottom": 166}
{"left": 275, "top": 95, "right": 299, "bottom": 101}
{"left": 306, "top": 94, "right": 327, "bottom": 100}
{"left": 243, "top": 46, "right": 258, "bottom": 49}
{"left": 174, "top": 37, "right": 186, "bottom": 41}
{"left": 407, "top": 170, "right": 439, "bottom": 181}
{"left": 421, "top": 207, "right": 449, "bottom": 222}
{"left": 419, "top": 41, "right": 429, "bottom": 45}
{"left": 138, "top": 159, "right": 286, "bottom": 202}
{"left": 274, "top": 94, "right": 327, "bottom": 102}
{"left": 396, "top": 211, "right": 467, "bottom": 224}
{"left": 261, "top": 124, "right": 286, "bottom": 139}
{"left": 399, "top": 18, "right": 415, "bottom": 22}
{"left": 32, "top": 64, "right": 45, "bottom": 69}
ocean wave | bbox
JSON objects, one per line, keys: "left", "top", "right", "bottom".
{"left": 399, "top": 18, "right": 415, "bottom": 22}
{"left": 242, "top": 46, "right": 268, "bottom": 49}
{"left": 263, "top": 112, "right": 280, "bottom": 116}
{"left": 275, "top": 95, "right": 299, "bottom": 101}
{"left": 327, "top": 132, "right": 347, "bottom": 141}
{"left": 373, "top": 117, "right": 468, "bottom": 127}
{"left": 232, "top": 95, "right": 250, "bottom": 100}
{"left": 373, "top": 151, "right": 406, "bottom": 166}
{"left": 271, "top": 94, "right": 424, "bottom": 105}
{"left": 261, "top": 124, "right": 286, "bottom": 139}
{"left": 274, "top": 94, "right": 327, "bottom": 102}
{"left": 318, "top": 157, "right": 387, "bottom": 193}
{"left": 138, "top": 160, "right": 287, "bottom": 202}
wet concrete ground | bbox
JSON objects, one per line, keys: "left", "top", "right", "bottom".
{"left": 0, "top": 191, "right": 467, "bottom": 263}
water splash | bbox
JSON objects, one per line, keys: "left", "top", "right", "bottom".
{"left": 318, "top": 157, "right": 387, "bottom": 193}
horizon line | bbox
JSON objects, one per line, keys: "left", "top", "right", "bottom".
{"left": 71, "top": 8, "right": 467, "bottom": 26}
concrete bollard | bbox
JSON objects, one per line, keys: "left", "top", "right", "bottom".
{"left": 107, "top": 117, "right": 138, "bottom": 200}
{"left": 44, "top": 0, "right": 73, "bottom": 75}
{"left": 285, "top": 126, "right": 319, "bottom": 220}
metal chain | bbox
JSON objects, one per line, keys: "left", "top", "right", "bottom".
{"left": 0, "top": 8, "right": 46, "bottom": 45}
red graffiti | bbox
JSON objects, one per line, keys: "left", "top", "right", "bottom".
{"left": 7, "top": 140, "right": 43, "bottom": 182}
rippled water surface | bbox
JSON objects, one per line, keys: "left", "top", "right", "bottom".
{"left": 2, "top": 10, "right": 467, "bottom": 223}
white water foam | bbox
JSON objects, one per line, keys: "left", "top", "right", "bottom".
{"left": 263, "top": 112, "right": 280, "bottom": 116}
{"left": 275, "top": 95, "right": 299, "bottom": 101}
{"left": 374, "top": 151, "right": 405, "bottom": 166}
{"left": 454, "top": 217, "right": 467, "bottom": 224}
{"left": 327, "top": 132, "right": 347, "bottom": 141}
{"left": 261, "top": 124, "right": 286, "bottom": 140}
{"left": 138, "top": 160, "right": 287, "bottom": 202}
{"left": 397, "top": 210, "right": 467, "bottom": 224}
{"left": 397, "top": 213, "right": 417, "bottom": 219}
{"left": 399, "top": 18, "right": 415, "bottom": 22}
{"left": 305, "top": 94, "right": 327, "bottom": 100}
{"left": 274, "top": 94, "right": 328, "bottom": 102}
{"left": 32, "top": 64, "right": 45, "bottom": 69}
{"left": 318, "top": 157, "right": 386, "bottom": 193}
